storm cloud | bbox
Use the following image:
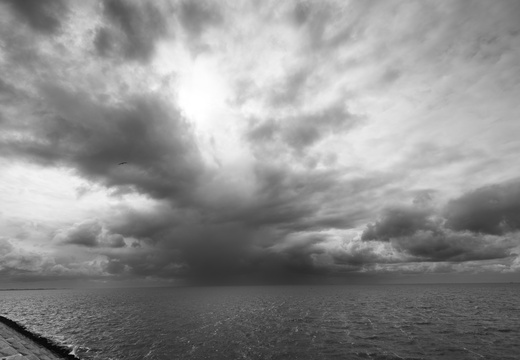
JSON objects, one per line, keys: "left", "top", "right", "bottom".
{"left": 444, "top": 180, "right": 520, "bottom": 235}
{"left": 361, "top": 206, "right": 440, "bottom": 241}
{"left": 247, "top": 103, "right": 361, "bottom": 155}
{"left": 54, "top": 220, "right": 126, "bottom": 248}
{"left": 178, "top": 0, "right": 222, "bottom": 38}
{"left": 1, "top": 0, "right": 520, "bottom": 285}
{"left": 1, "top": 87, "right": 204, "bottom": 203}
{"left": 96, "top": 0, "right": 167, "bottom": 62}
{"left": 1, "top": 0, "right": 67, "bottom": 34}
{"left": 362, "top": 181, "right": 520, "bottom": 264}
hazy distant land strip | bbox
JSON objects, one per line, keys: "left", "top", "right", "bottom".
{"left": 0, "top": 316, "right": 79, "bottom": 360}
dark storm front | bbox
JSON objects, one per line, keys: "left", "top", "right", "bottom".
{"left": 1, "top": 284, "right": 519, "bottom": 360}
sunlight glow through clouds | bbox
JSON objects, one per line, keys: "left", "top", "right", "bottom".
{"left": 153, "top": 40, "right": 250, "bottom": 170}
{"left": 2, "top": 0, "right": 520, "bottom": 285}
{"left": 177, "top": 56, "right": 228, "bottom": 127}
{"left": 175, "top": 55, "right": 245, "bottom": 167}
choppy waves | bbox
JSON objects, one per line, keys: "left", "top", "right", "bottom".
{"left": 1, "top": 284, "right": 519, "bottom": 360}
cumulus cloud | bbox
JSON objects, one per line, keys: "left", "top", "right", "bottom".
{"left": 0, "top": 239, "right": 49, "bottom": 275}
{"left": 444, "top": 180, "right": 520, "bottom": 235}
{"left": 178, "top": 0, "right": 222, "bottom": 38}
{"left": 361, "top": 206, "right": 440, "bottom": 241}
{"left": 0, "top": 237, "right": 108, "bottom": 280}
{"left": 55, "top": 220, "right": 102, "bottom": 247}
{"left": 391, "top": 231, "right": 515, "bottom": 263}
{"left": 362, "top": 181, "right": 520, "bottom": 265}
{"left": 1, "top": 0, "right": 67, "bottom": 34}
{"left": 101, "top": 205, "right": 327, "bottom": 284}
{"left": 247, "top": 103, "right": 361, "bottom": 155}
{"left": 1, "top": 86, "right": 204, "bottom": 203}
{"left": 0, "top": 80, "right": 374, "bottom": 283}
{"left": 54, "top": 220, "right": 126, "bottom": 248}
{"left": 2, "top": 0, "right": 520, "bottom": 285}
{"left": 96, "top": 0, "right": 168, "bottom": 62}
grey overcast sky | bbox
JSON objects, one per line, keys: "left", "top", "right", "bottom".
{"left": 1, "top": 0, "right": 520, "bottom": 287}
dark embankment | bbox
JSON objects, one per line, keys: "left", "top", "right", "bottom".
{"left": 0, "top": 315, "right": 80, "bottom": 360}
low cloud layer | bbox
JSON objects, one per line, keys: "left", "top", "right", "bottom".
{"left": 1, "top": 0, "right": 520, "bottom": 285}
{"left": 96, "top": 0, "right": 168, "bottom": 62}
{"left": 362, "top": 181, "right": 520, "bottom": 265}
{"left": 444, "top": 181, "right": 520, "bottom": 235}
{"left": 1, "top": 0, "right": 67, "bottom": 34}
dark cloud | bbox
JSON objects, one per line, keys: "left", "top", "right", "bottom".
{"left": 94, "top": 165, "right": 399, "bottom": 283}
{"left": 247, "top": 103, "right": 360, "bottom": 154}
{"left": 330, "top": 241, "right": 397, "bottom": 269}
{"left": 256, "top": 245, "right": 328, "bottom": 284}
{"left": 178, "top": 1, "right": 222, "bottom": 38}
{"left": 104, "top": 234, "right": 126, "bottom": 248}
{"left": 108, "top": 202, "right": 181, "bottom": 241}
{"left": 102, "top": 246, "right": 186, "bottom": 279}
{"left": 0, "top": 85, "right": 204, "bottom": 203}
{"left": 0, "top": 81, "right": 372, "bottom": 283}
{"left": 94, "top": 28, "right": 114, "bottom": 57}
{"left": 392, "top": 231, "right": 513, "bottom": 263}
{"left": 444, "top": 180, "right": 520, "bottom": 235}
{"left": 5, "top": 79, "right": 516, "bottom": 283}
{"left": 1, "top": 0, "right": 66, "bottom": 34}
{"left": 363, "top": 180, "right": 520, "bottom": 242}
{"left": 268, "top": 69, "right": 309, "bottom": 107}
{"left": 97, "top": 166, "right": 372, "bottom": 283}
{"left": 210, "top": 164, "right": 380, "bottom": 232}
{"left": 361, "top": 205, "right": 440, "bottom": 241}
{"left": 178, "top": 225, "right": 267, "bottom": 284}
{"left": 228, "top": 165, "right": 330, "bottom": 227}
{"left": 97, "top": 0, "right": 167, "bottom": 62}
{"left": 102, "top": 200, "right": 326, "bottom": 284}
{"left": 290, "top": 1, "right": 375, "bottom": 52}
{"left": 0, "top": 78, "right": 21, "bottom": 102}
{"left": 292, "top": 2, "right": 311, "bottom": 27}
{"left": 54, "top": 220, "right": 125, "bottom": 248}
{"left": 379, "top": 67, "right": 402, "bottom": 85}
{"left": 55, "top": 220, "right": 101, "bottom": 247}
{"left": 0, "top": 237, "right": 53, "bottom": 276}
{"left": 103, "top": 259, "right": 126, "bottom": 274}
{"left": 412, "top": 189, "right": 436, "bottom": 207}
{"left": 3, "top": 0, "right": 520, "bottom": 285}
{"left": 362, "top": 180, "right": 520, "bottom": 264}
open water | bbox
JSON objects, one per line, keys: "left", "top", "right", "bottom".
{"left": 1, "top": 284, "right": 519, "bottom": 360}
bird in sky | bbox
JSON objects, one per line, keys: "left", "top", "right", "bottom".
{"left": 118, "top": 162, "right": 127, "bottom": 165}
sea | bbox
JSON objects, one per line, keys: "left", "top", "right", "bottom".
{"left": 1, "top": 284, "right": 519, "bottom": 360}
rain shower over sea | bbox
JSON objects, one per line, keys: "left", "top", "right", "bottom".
{"left": 1, "top": 284, "right": 519, "bottom": 360}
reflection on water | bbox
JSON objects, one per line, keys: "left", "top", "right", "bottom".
{"left": 1, "top": 284, "right": 519, "bottom": 360}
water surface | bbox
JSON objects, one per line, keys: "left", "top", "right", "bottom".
{"left": 1, "top": 284, "right": 519, "bottom": 359}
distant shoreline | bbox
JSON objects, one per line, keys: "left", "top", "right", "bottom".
{"left": 0, "top": 288, "right": 63, "bottom": 291}
{"left": 0, "top": 282, "right": 518, "bottom": 291}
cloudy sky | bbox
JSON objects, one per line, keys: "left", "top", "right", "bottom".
{"left": 1, "top": 0, "right": 520, "bottom": 287}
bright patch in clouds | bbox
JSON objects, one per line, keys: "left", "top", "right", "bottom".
{"left": 177, "top": 56, "right": 229, "bottom": 128}
{"left": 1, "top": 0, "right": 520, "bottom": 286}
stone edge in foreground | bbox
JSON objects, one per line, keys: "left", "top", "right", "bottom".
{"left": 0, "top": 316, "right": 80, "bottom": 360}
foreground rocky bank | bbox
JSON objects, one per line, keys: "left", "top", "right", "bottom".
{"left": 0, "top": 315, "right": 80, "bottom": 360}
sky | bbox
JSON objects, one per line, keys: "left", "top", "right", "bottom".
{"left": 1, "top": 0, "right": 520, "bottom": 287}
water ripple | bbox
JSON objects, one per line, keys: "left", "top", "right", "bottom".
{"left": 0, "top": 284, "right": 519, "bottom": 360}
